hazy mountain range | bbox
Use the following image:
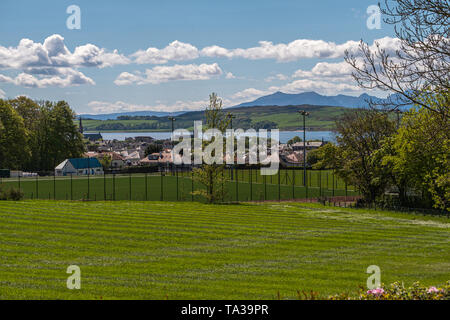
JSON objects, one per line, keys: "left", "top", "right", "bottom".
{"left": 79, "top": 91, "right": 403, "bottom": 120}
{"left": 231, "top": 91, "right": 385, "bottom": 109}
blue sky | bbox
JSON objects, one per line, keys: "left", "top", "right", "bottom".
{"left": 0, "top": 0, "right": 396, "bottom": 114}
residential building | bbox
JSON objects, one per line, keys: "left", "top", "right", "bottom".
{"left": 55, "top": 158, "right": 104, "bottom": 176}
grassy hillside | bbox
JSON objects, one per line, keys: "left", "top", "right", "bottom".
{"left": 82, "top": 105, "right": 349, "bottom": 132}
{"left": 0, "top": 201, "right": 448, "bottom": 299}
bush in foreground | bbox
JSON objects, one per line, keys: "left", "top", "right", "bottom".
{"left": 329, "top": 281, "right": 449, "bottom": 300}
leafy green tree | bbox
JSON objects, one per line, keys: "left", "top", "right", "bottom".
{"left": 35, "top": 100, "right": 85, "bottom": 171}
{"left": 5, "top": 98, "right": 85, "bottom": 171}
{"left": 9, "top": 96, "right": 42, "bottom": 171}
{"left": 99, "top": 155, "right": 112, "bottom": 170}
{"left": 287, "top": 136, "right": 302, "bottom": 145}
{"left": 145, "top": 143, "right": 163, "bottom": 156}
{"left": 308, "top": 143, "right": 339, "bottom": 169}
{"left": 382, "top": 92, "right": 449, "bottom": 210}
{"left": 333, "top": 109, "right": 397, "bottom": 203}
{"left": 0, "top": 100, "right": 30, "bottom": 170}
{"left": 252, "top": 120, "right": 277, "bottom": 130}
{"left": 192, "top": 93, "right": 231, "bottom": 203}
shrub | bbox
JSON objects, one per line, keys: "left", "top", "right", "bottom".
{"left": 0, "top": 184, "right": 24, "bottom": 201}
{"left": 329, "top": 281, "right": 449, "bottom": 300}
{"left": 7, "top": 187, "right": 24, "bottom": 201}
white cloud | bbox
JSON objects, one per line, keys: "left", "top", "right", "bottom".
{"left": 0, "top": 34, "right": 128, "bottom": 88}
{"left": 228, "top": 88, "right": 271, "bottom": 102}
{"left": 131, "top": 40, "right": 199, "bottom": 64}
{"left": 114, "top": 63, "right": 223, "bottom": 85}
{"left": 0, "top": 88, "right": 5, "bottom": 98}
{"left": 0, "top": 34, "right": 130, "bottom": 70}
{"left": 127, "top": 36, "right": 401, "bottom": 64}
{"left": 265, "top": 73, "right": 289, "bottom": 82}
{"left": 88, "top": 99, "right": 209, "bottom": 113}
{"left": 201, "top": 39, "right": 361, "bottom": 62}
{"left": 292, "top": 61, "right": 354, "bottom": 80}
{"left": 225, "top": 72, "right": 235, "bottom": 79}
{"left": 273, "top": 79, "right": 361, "bottom": 95}
{"left": 0, "top": 68, "right": 95, "bottom": 88}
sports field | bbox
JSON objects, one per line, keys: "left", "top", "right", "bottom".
{"left": 0, "top": 169, "right": 358, "bottom": 202}
{"left": 0, "top": 201, "right": 448, "bottom": 299}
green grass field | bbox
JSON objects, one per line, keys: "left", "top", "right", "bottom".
{"left": 0, "top": 200, "right": 448, "bottom": 299}
{"left": 1, "top": 169, "right": 358, "bottom": 202}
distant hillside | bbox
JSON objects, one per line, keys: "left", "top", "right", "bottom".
{"left": 231, "top": 91, "right": 386, "bottom": 109}
{"left": 82, "top": 104, "right": 350, "bottom": 132}
{"left": 78, "top": 110, "right": 186, "bottom": 120}
{"left": 78, "top": 91, "right": 410, "bottom": 121}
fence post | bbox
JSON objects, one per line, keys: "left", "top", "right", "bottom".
{"left": 250, "top": 168, "right": 253, "bottom": 201}
{"left": 113, "top": 173, "right": 116, "bottom": 201}
{"left": 292, "top": 169, "right": 295, "bottom": 199}
{"left": 191, "top": 170, "right": 194, "bottom": 202}
{"left": 87, "top": 171, "right": 90, "bottom": 201}
{"left": 53, "top": 173, "right": 56, "bottom": 200}
{"left": 306, "top": 169, "right": 309, "bottom": 199}
{"left": 221, "top": 169, "right": 224, "bottom": 202}
{"left": 127, "top": 173, "right": 131, "bottom": 201}
{"left": 309, "top": 170, "right": 311, "bottom": 187}
{"left": 104, "top": 173, "right": 106, "bottom": 201}
{"left": 70, "top": 174, "right": 73, "bottom": 200}
{"left": 236, "top": 168, "right": 239, "bottom": 202}
{"left": 332, "top": 171, "right": 335, "bottom": 197}
{"left": 18, "top": 175, "right": 21, "bottom": 193}
{"left": 319, "top": 170, "right": 322, "bottom": 197}
{"left": 176, "top": 167, "right": 179, "bottom": 201}
{"left": 36, "top": 174, "right": 39, "bottom": 199}
{"left": 160, "top": 171, "right": 163, "bottom": 201}
{"left": 145, "top": 173, "right": 148, "bottom": 201}
{"left": 278, "top": 169, "right": 281, "bottom": 201}
{"left": 264, "top": 174, "right": 267, "bottom": 201}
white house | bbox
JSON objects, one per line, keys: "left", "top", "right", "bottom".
{"left": 55, "top": 158, "right": 104, "bottom": 176}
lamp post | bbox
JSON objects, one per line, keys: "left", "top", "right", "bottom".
{"left": 227, "top": 113, "right": 236, "bottom": 158}
{"left": 227, "top": 114, "right": 236, "bottom": 197}
{"left": 168, "top": 116, "right": 176, "bottom": 173}
{"left": 298, "top": 110, "right": 309, "bottom": 190}
{"left": 168, "top": 116, "right": 176, "bottom": 148}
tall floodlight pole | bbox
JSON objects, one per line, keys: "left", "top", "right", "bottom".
{"left": 227, "top": 114, "right": 236, "bottom": 161}
{"left": 298, "top": 110, "right": 309, "bottom": 188}
{"left": 227, "top": 114, "right": 236, "bottom": 197}
{"left": 168, "top": 116, "right": 176, "bottom": 172}
{"left": 168, "top": 116, "right": 176, "bottom": 149}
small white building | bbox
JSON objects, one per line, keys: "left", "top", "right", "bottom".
{"left": 124, "top": 151, "right": 141, "bottom": 166}
{"left": 55, "top": 158, "right": 104, "bottom": 176}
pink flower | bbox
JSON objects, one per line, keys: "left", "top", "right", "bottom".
{"left": 367, "top": 288, "right": 385, "bottom": 296}
{"left": 427, "top": 287, "right": 439, "bottom": 293}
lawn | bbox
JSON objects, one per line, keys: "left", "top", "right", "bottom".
{"left": 1, "top": 169, "right": 358, "bottom": 202}
{"left": 0, "top": 200, "right": 448, "bottom": 299}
